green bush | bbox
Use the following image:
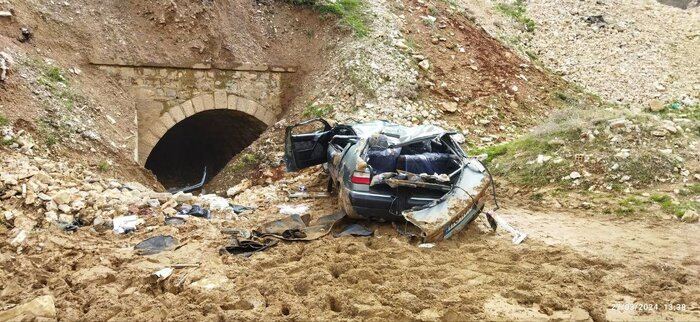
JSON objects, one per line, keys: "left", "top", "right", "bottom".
{"left": 288, "top": 0, "right": 369, "bottom": 37}
{"left": 496, "top": 0, "right": 536, "bottom": 32}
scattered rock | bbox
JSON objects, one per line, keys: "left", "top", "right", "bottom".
{"left": 649, "top": 100, "right": 665, "bottom": 112}
{"left": 569, "top": 171, "right": 582, "bottom": 179}
{"left": 0, "top": 295, "right": 56, "bottom": 321}
{"left": 227, "top": 179, "right": 252, "bottom": 197}
{"left": 680, "top": 210, "right": 699, "bottom": 223}
{"left": 441, "top": 102, "right": 458, "bottom": 113}
{"left": 418, "top": 60, "right": 430, "bottom": 70}
{"left": 0, "top": 51, "right": 12, "bottom": 82}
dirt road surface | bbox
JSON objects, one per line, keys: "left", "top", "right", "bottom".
{"left": 3, "top": 197, "right": 698, "bottom": 321}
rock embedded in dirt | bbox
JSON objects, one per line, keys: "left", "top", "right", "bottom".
{"left": 418, "top": 59, "right": 430, "bottom": 70}
{"left": 441, "top": 101, "right": 458, "bottom": 113}
{"left": 681, "top": 210, "right": 699, "bottom": 223}
{"left": 227, "top": 179, "right": 252, "bottom": 197}
{"left": 0, "top": 295, "right": 56, "bottom": 321}
{"left": 649, "top": 99, "right": 665, "bottom": 112}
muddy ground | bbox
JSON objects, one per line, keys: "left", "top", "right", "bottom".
{"left": 2, "top": 174, "right": 698, "bottom": 321}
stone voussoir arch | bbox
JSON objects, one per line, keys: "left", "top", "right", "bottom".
{"left": 138, "top": 91, "right": 276, "bottom": 165}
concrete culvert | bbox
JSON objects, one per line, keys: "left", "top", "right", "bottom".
{"left": 145, "top": 109, "right": 267, "bottom": 190}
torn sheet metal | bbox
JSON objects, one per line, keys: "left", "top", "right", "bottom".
{"left": 256, "top": 211, "right": 346, "bottom": 241}
{"left": 402, "top": 162, "right": 490, "bottom": 242}
{"left": 334, "top": 223, "right": 374, "bottom": 237}
{"left": 220, "top": 238, "right": 278, "bottom": 257}
{"left": 134, "top": 235, "right": 178, "bottom": 255}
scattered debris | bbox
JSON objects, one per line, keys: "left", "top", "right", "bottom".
{"left": 151, "top": 267, "right": 174, "bottom": 282}
{"left": 168, "top": 167, "right": 207, "bottom": 193}
{"left": 334, "top": 223, "right": 374, "bottom": 237}
{"left": 230, "top": 204, "right": 253, "bottom": 214}
{"left": 278, "top": 204, "right": 309, "bottom": 215}
{"left": 418, "top": 243, "right": 435, "bottom": 248}
{"left": 10, "top": 229, "right": 27, "bottom": 247}
{"left": 164, "top": 216, "right": 186, "bottom": 225}
{"left": 220, "top": 238, "right": 278, "bottom": 257}
{"left": 485, "top": 212, "right": 527, "bottom": 245}
{"left": 288, "top": 191, "right": 331, "bottom": 198}
{"left": 19, "top": 27, "right": 32, "bottom": 43}
{"left": 257, "top": 211, "right": 346, "bottom": 241}
{"left": 180, "top": 204, "right": 211, "bottom": 219}
{"left": 112, "top": 215, "right": 142, "bottom": 234}
{"left": 134, "top": 235, "right": 178, "bottom": 255}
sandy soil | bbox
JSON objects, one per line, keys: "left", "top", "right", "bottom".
{"left": 2, "top": 186, "right": 698, "bottom": 321}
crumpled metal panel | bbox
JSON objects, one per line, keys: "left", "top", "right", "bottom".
{"left": 402, "top": 161, "right": 490, "bottom": 242}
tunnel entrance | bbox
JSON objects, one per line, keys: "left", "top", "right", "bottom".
{"left": 145, "top": 109, "right": 267, "bottom": 190}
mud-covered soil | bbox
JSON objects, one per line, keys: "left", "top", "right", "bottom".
{"left": 2, "top": 190, "right": 698, "bottom": 321}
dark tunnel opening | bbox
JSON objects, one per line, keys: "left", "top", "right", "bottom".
{"left": 145, "top": 109, "right": 268, "bottom": 190}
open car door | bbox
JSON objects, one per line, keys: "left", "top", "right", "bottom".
{"left": 285, "top": 118, "right": 332, "bottom": 172}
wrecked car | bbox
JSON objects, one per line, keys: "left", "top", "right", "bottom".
{"left": 285, "top": 119, "right": 495, "bottom": 242}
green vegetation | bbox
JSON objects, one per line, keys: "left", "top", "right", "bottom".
{"left": 470, "top": 136, "right": 570, "bottom": 187}
{"left": 496, "top": 0, "right": 535, "bottom": 32}
{"left": 242, "top": 153, "right": 258, "bottom": 163}
{"left": 46, "top": 67, "right": 65, "bottom": 82}
{"left": 37, "top": 119, "right": 66, "bottom": 148}
{"left": 689, "top": 184, "right": 700, "bottom": 195}
{"left": 97, "top": 161, "right": 111, "bottom": 172}
{"left": 0, "top": 114, "right": 8, "bottom": 126}
{"left": 288, "top": 0, "right": 369, "bottom": 37}
{"left": 32, "top": 63, "right": 76, "bottom": 111}
{"left": 231, "top": 153, "right": 260, "bottom": 173}
{"left": 45, "top": 135, "right": 57, "bottom": 147}
{"left": 1, "top": 138, "right": 14, "bottom": 146}
{"left": 469, "top": 143, "right": 507, "bottom": 164}
{"left": 649, "top": 193, "right": 700, "bottom": 218}
{"left": 620, "top": 153, "right": 674, "bottom": 184}
{"left": 554, "top": 91, "right": 577, "bottom": 105}
{"left": 303, "top": 103, "right": 334, "bottom": 118}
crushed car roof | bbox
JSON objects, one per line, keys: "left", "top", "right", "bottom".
{"left": 348, "top": 120, "right": 454, "bottom": 146}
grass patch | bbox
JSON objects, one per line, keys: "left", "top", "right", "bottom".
{"left": 97, "top": 161, "right": 111, "bottom": 172}
{"left": 288, "top": 0, "right": 369, "bottom": 37}
{"left": 0, "top": 114, "right": 8, "bottom": 126}
{"left": 618, "top": 152, "right": 676, "bottom": 184}
{"left": 231, "top": 153, "right": 260, "bottom": 173}
{"left": 46, "top": 67, "right": 65, "bottom": 83}
{"left": 303, "top": 103, "right": 334, "bottom": 118}
{"left": 688, "top": 184, "right": 700, "bottom": 195}
{"left": 471, "top": 136, "right": 570, "bottom": 187}
{"left": 470, "top": 143, "right": 508, "bottom": 164}
{"left": 649, "top": 194, "right": 700, "bottom": 218}
{"left": 495, "top": 0, "right": 535, "bottom": 32}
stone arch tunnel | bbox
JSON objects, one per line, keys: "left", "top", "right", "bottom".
{"left": 92, "top": 61, "right": 295, "bottom": 189}
{"left": 145, "top": 109, "right": 268, "bottom": 188}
